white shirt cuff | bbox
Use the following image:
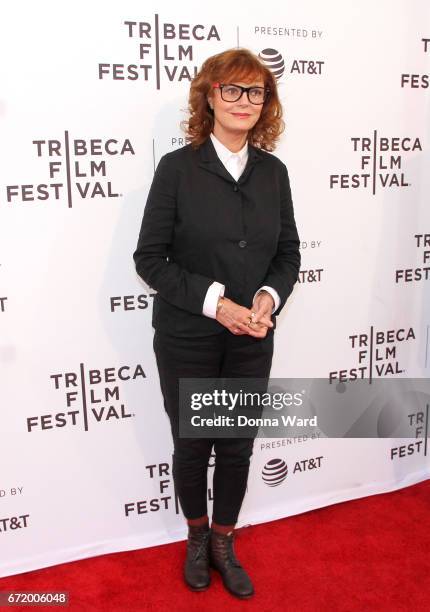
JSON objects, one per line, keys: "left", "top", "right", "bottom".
{"left": 253, "top": 286, "right": 280, "bottom": 314}
{"left": 203, "top": 282, "right": 225, "bottom": 319}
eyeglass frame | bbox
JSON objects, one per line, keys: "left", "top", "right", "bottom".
{"left": 212, "top": 82, "right": 271, "bottom": 105}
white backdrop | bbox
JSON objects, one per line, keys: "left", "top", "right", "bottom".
{"left": 1, "top": 0, "right": 429, "bottom": 577}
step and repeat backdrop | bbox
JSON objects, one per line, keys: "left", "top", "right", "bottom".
{"left": 1, "top": 0, "right": 430, "bottom": 577}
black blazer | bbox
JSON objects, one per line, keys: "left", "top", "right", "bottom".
{"left": 133, "top": 136, "right": 301, "bottom": 337}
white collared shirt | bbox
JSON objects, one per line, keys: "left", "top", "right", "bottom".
{"left": 202, "top": 132, "right": 280, "bottom": 318}
{"left": 209, "top": 132, "right": 248, "bottom": 181}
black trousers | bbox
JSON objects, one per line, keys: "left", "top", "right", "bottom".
{"left": 153, "top": 327, "right": 274, "bottom": 525}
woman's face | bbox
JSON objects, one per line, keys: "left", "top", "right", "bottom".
{"left": 208, "top": 77, "right": 265, "bottom": 137}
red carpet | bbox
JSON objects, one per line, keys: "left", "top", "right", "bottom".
{"left": 1, "top": 479, "right": 429, "bottom": 611}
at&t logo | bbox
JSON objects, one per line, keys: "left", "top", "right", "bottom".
{"left": 261, "top": 455, "right": 323, "bottom": 486}
{"left": 258, "top": 47, "right": 324, "bottom": 79}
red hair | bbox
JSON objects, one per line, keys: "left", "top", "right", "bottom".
{"left": 181, "top": 48, "right": 284, "bottom": 151}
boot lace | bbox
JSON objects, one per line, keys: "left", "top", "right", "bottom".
{"left": 217, "top": 536, "right": 242, "bottom": 568}
{"left": 189, "top": 530, "right": 210, "bottom": 562}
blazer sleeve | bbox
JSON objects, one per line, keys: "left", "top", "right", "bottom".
{"left": 261, "top": 162, "right": 301, "bottom": 316}
{"left": 133, "top": 154, "right": 215, "bottom": 315}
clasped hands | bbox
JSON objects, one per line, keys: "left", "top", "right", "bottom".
{"left": 215, "top": 291, "right": 274, "bottom": 338}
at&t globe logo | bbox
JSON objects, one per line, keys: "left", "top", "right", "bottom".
{"left": 258, "top": 48, "right": 285, "bottom": 80}
{"left": 262, "top": 458, "right": 288, "bottom": 486}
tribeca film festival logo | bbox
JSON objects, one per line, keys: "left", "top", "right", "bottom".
{"left": 390, "top": 406, "right": 428, "bottom": 463}
{"left": 261, "top": 455, "right": 323, "bottom": 487}
{"left": 124, "top": 455, "right": 216, "bottom": 517}
{"left": 401, "top": 38, "right": 429, "bottom": 88}
{"left": 125, "top": 462, "right": 180, "bottom": 516}
{"left": 110, "top": 292, "right": 156, "bottom": 313}
{"left": 0, "top": 263, "right": 7, "bottom": 314}
{"left": 329, "top": 327, "right": 426, "bottom": 464}
{"left": 396, "top": 234, "right": 430, "bottom": 283}
{"left": 98, "top": 16, "right": 221, "bottom": 87}
{"left": 26, "top": 363, "right": 146, "bottom": 433}
{"left": 4, "top": 133, "right": 134, "bottom": 207}
{"left": 329, "top": 133, "right": 422, "bottom": 194}
{"left": 258, "top": 48, "right": 324, "bottom": 78}
{"left": 329, "top": 326, "right": 416, "bottom": 382}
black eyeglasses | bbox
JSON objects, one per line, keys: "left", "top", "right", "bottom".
{"left": 212, "top": 82, "right": 270, "bottom": 105}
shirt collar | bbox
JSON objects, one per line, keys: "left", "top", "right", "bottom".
{"left": 210, "top": 132, "right": 248, "bottom": 164}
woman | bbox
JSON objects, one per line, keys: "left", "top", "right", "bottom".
{"left": 133, "top": 47, "right": 300, "bottom": 599}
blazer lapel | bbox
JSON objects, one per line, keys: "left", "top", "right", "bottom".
{"left": 198, "top": 136, "right": 263, "bottom": 185}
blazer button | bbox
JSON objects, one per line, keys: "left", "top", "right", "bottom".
{"left": 238, "top": 240, "right": 247, "bottom": 248}
{"left": 233, "top": 185, "right": 239, "bottom": 192}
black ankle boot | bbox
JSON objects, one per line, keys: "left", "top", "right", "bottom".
{"left": 184, "top": 524, "right": 211, "bottom": 591}
{"left": 210, "top": 529, "right": 254, "bottom": 598}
